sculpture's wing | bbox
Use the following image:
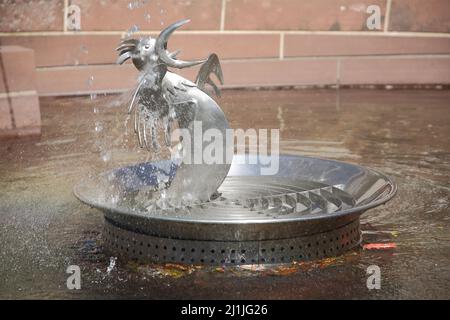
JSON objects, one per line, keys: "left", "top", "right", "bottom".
{"left": 161, "top": 74, "right": 197, "bottom": 130}
{"left": 195, "top": 54, "right": 224, "bottom": 97}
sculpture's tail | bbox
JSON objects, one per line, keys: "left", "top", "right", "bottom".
{"left": 195, "top": 54, "right": 224, "bottom": 97}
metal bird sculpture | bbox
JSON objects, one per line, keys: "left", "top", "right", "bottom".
{"left": 117, "top": 19, "right": 231, "bottom": 205}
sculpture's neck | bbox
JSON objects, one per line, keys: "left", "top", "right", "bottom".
{"left": 140, "top": 62, "right": 168, "bottom": 88}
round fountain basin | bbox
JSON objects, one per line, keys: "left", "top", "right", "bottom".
{"left": 74, "top": 154, "right": 396, "bottom": 265}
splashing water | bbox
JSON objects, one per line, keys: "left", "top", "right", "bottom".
{"left": 100, "top": 150, "right": 112, "bottom": 163}
{"left": 105, "top": 257, "right": 117, "bottom": 276}
{"left": 94, "top": 121, "right": 103, "bottom": 133}
{"left": 87, "top": 75, "right": 94, "bottom": 87}
{"left": 80, "top": 45, "right": 89, "bottom": 54}
{"left": 127, "top": 0, "right": 149, "bottom": 10}
{"left": 87, "top": 76, "right": 97, "bottom": 100}
{"left": 125, "top": 25, "right": 140, "bottom": 38}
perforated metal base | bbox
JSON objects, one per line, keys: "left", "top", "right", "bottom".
{"left": 104, "top": 218, "right": 361, "bottom": 265}
{"left": 75, "top": 155, "right": 396, "bottom": 265}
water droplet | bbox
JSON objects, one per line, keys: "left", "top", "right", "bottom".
{"left": 94, "top": 122, "right": 103, "bottom": 132}
{"left": 125, "top": 24, "right": 139, "bottom": 38}
{"left": 106, "top": 257, "right": 117, "bottom": 274}
{"left": 128, "top": 0, "right": 149, "bottom": 10}
{"left": 90, "top": 93, "right": 97, "bottom": 100}
{"left": 110, "top": 195, "right": 119, "bottom": 204}
{"left": 80, "top": 45, "right": 88, "bottom": 54}
{"left": 87, "top": 76, "right": 94, "bottom": 87}
{"left": 101, "top": 151, "right": 112, "bottom": 162}
{"left": 144, "top": 13, "right": 151, "bottom": 22}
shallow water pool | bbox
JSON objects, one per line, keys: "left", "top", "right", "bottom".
{"left": 0, "top": 88, "right": 449, "bottom": 299}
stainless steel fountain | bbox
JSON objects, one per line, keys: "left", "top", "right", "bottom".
{"left": 74, "top": 20, "right": 396, "bottom": 266}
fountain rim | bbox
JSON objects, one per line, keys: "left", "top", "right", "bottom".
{"left": 73, "top": 154, "right": 397, "bottom": 226}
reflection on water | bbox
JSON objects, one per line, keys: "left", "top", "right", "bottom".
{"left": 0, "top": 89, "right": 449, "bottom": 299}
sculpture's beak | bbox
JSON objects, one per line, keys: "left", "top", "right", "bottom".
{"left": 155, "top": 19, "right": 205, "bottom": 69}
{"left": 116, "top": 39, "right": 138, "bottom": 65}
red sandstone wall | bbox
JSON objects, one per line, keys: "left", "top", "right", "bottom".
{"left": 0, "top": 46, "right": 41, "bottom": 136}
{"left": 1, "top": 0, "right": 450, "bottom": 96}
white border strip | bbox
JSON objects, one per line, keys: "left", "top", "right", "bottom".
{"left": 279, "top": 33, "right": 285, "bottom": 60}
{"left": 384, "top": 0, "right": 392, "bottom": 32}
{"left": 63, "top": 0, "right": 69, "bottom": 33}
{"left": 0, "top": 90, "right": 37, "bottom": 99}
{"left": 220, "top": 0, "right": 227, "bottom": 31}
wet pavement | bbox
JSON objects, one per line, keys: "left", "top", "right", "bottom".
{"left": 0, "top": 88, "right": 449, "bottom": 299}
